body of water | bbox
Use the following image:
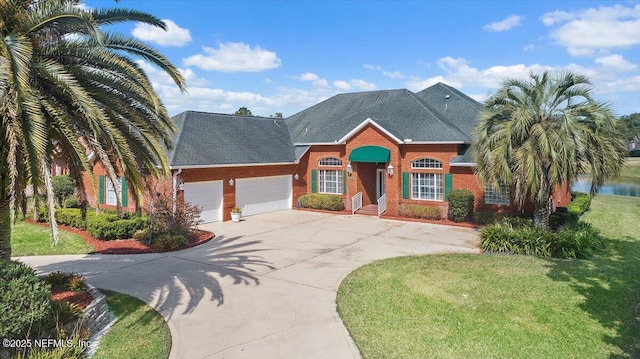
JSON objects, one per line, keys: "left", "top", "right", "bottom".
{"left": 572, "top": 176, "right": 640, "bottom": 197}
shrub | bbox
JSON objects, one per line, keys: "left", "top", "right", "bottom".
{"left": 473, "top": 211, "right": 496, "bottom": 225}
{"left": 549, "top": 207, "right": 580, "bottom": 230}
{"left": 152, "top": 233, "right": 188, "bottom": 251}
{"left": 568, "top": 192, "right": 592, "bottom": 216}
{"left": 52, "top": 175, "right": 75, "bottom": 208}
{"left": 0, "top": 260, "right": 51, "bottom": 339}
{"left": 398, "top": 204, "right": 442, "bottom": 220}
{"left": 44, "top": 272, "right": 86, "bottom": 293}
{"left": 132, "top": 228, "right": 150, "bottom": 242}
{"left": 64, "top": 195, "right": 80, "bottom": 209}
{"left": 448, "top": 189, "right": 474, "bottom": 222}
{"left": 298, "top": 193, "right": 345, "bottom": 211}
{"left": 630, "top": 149, "right": 640, "bottom": 157}
{"left": 86, "top": 217, "right": 147, "bottom": 240}
{"left": 480, "top": 219, "right": 603, "bottom": 258}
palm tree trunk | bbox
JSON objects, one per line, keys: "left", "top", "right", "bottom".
{"left": 0, "top": 198, "right": 11, "bottom": 260}
{"left": 533, "top": 200, "right": 550, "bottom": 229}
{"left": 42, "top": 160, "right": 59, "bottom": 245}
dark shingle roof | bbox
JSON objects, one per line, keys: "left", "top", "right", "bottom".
{"left": 168, "top": 111, "right": 296, "bottom": 167}
{"left": 415, "top": 83, "right": 483, "bottom": 138}
{"left": 286, "top": 84, "right": 476, "bottom": 143}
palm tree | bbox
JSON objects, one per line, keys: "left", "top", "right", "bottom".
{"left": 473, "top": 70, "right": 626, "bottom": 228}
{"left": 0, "top": 0, "right": 186, "bottom": 260}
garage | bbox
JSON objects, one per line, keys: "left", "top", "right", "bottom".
{"left": 184, "top": 180, "right": 223, "bottom": 223}
{"left": 236, "top": 175, "right": 292, "bottom": 216}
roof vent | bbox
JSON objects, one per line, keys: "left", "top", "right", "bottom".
{"left": 445, "top": 95, "right": 451, "bottom": 99}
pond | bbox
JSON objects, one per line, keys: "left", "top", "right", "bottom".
{"left": 572, "top": 176, "right": 640, "bottom": 197}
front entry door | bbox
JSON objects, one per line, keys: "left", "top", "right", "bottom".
{"left": 376, "top": 169, "right": 386, "bottom": 203}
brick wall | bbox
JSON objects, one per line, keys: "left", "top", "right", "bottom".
{"left": 82, "top": 162, "right": 138, "bottom": 212}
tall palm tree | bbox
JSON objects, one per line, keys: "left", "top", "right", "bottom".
{"left": 0, "top": 0, "right": 186, "bottom": 260}
{"left": 473, "top": 70, "right": 626, "bottom": 228}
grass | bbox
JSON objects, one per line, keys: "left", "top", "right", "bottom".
{"left": 10, "top": 220, "right": 93, "bottom": 256}
{"left": 92, "top": 290, "right": 171, "bottom": 359}
{"left": 337, "top": 194, "right": 640, "bottom": 358}
{"left": 619, "top": 157, "right": 640, "bottom": 184}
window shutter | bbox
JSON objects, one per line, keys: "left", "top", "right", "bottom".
{"left": 121, "top": 177, "right": 128, "bottom": 207}
{"left": 99, "top": 175, "right": 105, "bottom": 204}
{"left": 445, "top": 173, "right": 452, "bottom": 201}
{"left": 342, "top": 171, "right": 347, "bottom": 194}
{"left": 402, "top": 172, "right": 410, "bottom": 199}
{"left": 311, "top": 170, "right": 317, "bottom": 193}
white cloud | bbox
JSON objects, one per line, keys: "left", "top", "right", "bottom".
{"left": 595, "top": 54, "right": 638, "bottom": 72}
{"left": 364, "top": 64, "right": 406, "bottom": 79}
{"left": 483, "top": 15, "right": 524, "bottom": 32}
{"left": 132, "top": 19, "right": 192, "bottom": 47}
{"left": 183, "top": 42, "right": 281, "bottom": 72}
{"left": 333, "top": 80, "right": 351, "bottom": 90}
{"left": 348, "top": 79, "right": 376, "bottom": 91}
{"left": 298, "top": 73, "right": 319, "bottom": 81}
{"left": 542, "top": 4, "right": 640, "bottom": 56}
{"left": 522, "top": 44, "right": 536, "bottom": 52}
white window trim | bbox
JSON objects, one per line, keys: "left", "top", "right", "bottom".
{"left": 106, "top": 177, "right": 121, "bottom": 205}
{"left": 319, "top": 169, "right": 343, "bottom": 194}
{"left": 411, "top": 158, "right": 443, "bottom": 170}
{"left": 318, "top": 157, "right": 342, "bottom": 167}
{"left": 484, "top": 184, "right": 510, "bottom": 205}
{"left": 411, "top": 172, "right": 443, "bottom": 201}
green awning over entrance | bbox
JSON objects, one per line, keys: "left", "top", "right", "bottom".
{"left": 349, "top": 146, "right": 390, "bottom": 163}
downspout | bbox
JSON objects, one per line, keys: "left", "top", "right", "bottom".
{"left": 172, "top": 169, "right": 182, "bottom": 217}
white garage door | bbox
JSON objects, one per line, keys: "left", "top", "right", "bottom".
{"left": 236, "top": 175, "right": 292, "bottom": 216}
{"left": 184, "top": 180, "right": 223, "bottom": 223}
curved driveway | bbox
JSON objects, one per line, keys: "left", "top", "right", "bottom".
{"left": 17, "top": 210, "right": 478, "bottom": 359}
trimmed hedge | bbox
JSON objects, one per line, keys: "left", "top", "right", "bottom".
{"left": 448, "top": 189, "right": 474, "bottom": 222}
{"left": 568, "top": 192, "right": 592, "bottom": 216}
{"left": 298, "top": 194, "right": 345, "bottom": 211}
{"left": 52, "top": 208, "right": 147, "bottom": 240}
{"left": 0, "top": 260, "right": 51, "bottom": 340}
{"left": 630, "top": 149, "right": 640, "bottom": 157}
{"left": 398, "top": 204, "right": 442, "bottom": 220}
{"left": 480, "top": 218, "right": 603, "bottom": 258}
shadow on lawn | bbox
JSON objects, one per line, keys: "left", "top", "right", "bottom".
{"left": 544, "top": 235, "right": 640, "bottom": 358}
{"left": 26, "top": 235, "right": 275, "bottom": 320}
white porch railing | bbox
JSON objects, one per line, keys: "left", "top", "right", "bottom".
{"left": 377, "top": 194, "right": 387, "bottom": 217}
{"left": 351, "top": 192, "right": 363, "bottom": 214}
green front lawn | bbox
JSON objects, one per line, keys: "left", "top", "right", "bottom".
{"left": 337, "top": 195, "right": 640, "bottom": 358}
{"left": 10, "top": 220, "right": 93, "bottom": 256}
{"left": 92, "top": 290, "right": 171, "bottom": 359}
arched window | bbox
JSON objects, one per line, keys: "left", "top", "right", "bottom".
{"left": 318, "top": 157, "right": 342, "bottom": 166}
{"left": 411, "top": 158, "right": 442, "bottom": 169}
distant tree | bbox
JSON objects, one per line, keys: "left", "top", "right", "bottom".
{"left": 234, "top": 107, "right": 253, "bottom": 116}
{"left": 617, "top": 113, "right": 640, "bottom": 143}
{"left": 271, "top": 112, "right": 283, "bottom": 118}
{"left": 473, "top": 70, "right": 626, "bottom": 228}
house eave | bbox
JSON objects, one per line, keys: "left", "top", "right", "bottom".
{"left": 170, "top": 161, "right": 298, "bottom": 170}
{"left": 336, "top": 118, "right": 404, "bottom": 144}
{"left": 450, "top": 163, "right": 476, "bottom": 167}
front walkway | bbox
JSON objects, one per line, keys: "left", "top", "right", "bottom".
{"left": 17, "top": 210, "right": 479, "bottom": 359}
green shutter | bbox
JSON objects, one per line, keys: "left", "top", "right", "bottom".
{"left": 343, "top": 171, "right": 347, "bottom": 194}
{"left": 445, "top": 173, "right": 452, "bottom": 201}
{"left": 121, "top": 177, "right": 128, "bottom": 207}
{"left": 311, "top": 170, "right": 318, "bottom": 193}
{"left": 99, "top": 175, "right": 105, "bottom": 204}
{"left": 402, "top": 172, "right": 410, "bottom": 199}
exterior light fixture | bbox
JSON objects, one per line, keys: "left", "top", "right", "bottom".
{"left": 294, "top": 173, "right": 299, "bottom": 180}
{"left": 228, "top": 178, "right": 234, "bottom": 186}
{"left": 346, "top": 162, "right": 353, "bottom": 175}
{"left": 178, "top": 182, "right": 185, "bottom": 191}
{"left": 387, "top": 164, "right": 394, "bottom": 176}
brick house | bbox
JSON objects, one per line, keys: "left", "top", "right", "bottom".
{"left": 87, "top": 82, "right": 570, "bottom": 222}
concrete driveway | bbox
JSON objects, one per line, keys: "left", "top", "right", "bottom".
{"left": 17, "top": 210, "right": 479, "bottom": 359}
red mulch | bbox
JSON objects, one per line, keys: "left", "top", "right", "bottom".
{"left": 51, "top": 290, "right": 93, "bottom": 310}
{"left": 28, "top": 220, "right": 215, "bottom": 255}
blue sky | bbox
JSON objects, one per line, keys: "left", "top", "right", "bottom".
{"left": 86, "top": 0, "right": 640, "bottom": 117}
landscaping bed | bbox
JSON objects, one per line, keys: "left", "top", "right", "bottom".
{"left": 28, "top": 220, "right": 214, "bottom": 254}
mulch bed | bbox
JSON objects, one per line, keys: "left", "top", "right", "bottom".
{"left": 51, "top": 290, "right": 93, "bottom": 310}
{"left": 28, "top": 220, "right": 215, "bottom": 255}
